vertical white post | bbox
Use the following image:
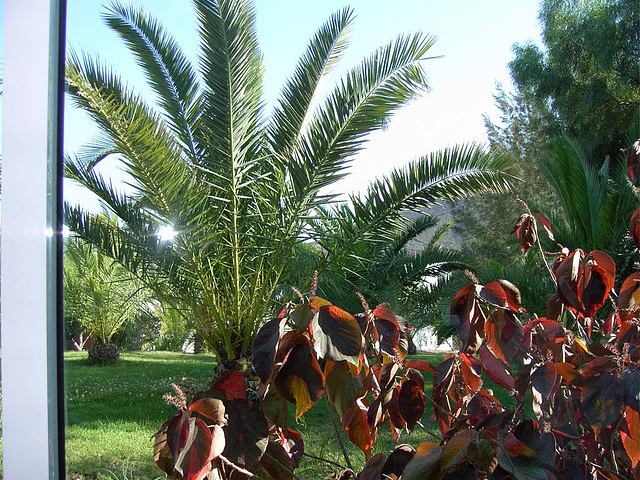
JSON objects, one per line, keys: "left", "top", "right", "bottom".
{"left": 2, "top": 0, "right": 64, "bottom": 478}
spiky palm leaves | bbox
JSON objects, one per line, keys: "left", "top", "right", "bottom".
{"left": 65, "top": 0, "right": 516, "bottom": 360}
{"left": 63, "top": 237, "right": 149, "bottom": 347}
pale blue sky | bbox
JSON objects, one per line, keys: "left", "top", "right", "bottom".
{"left": 64, "top": 0, "right": 542, "bottom": 205}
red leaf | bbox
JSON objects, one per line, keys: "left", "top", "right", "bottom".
{"left": 174, "top": 417, "right": 215, "bottom": 480}
{"left": 497, "top": 279, "right": 523, "bottom": 312}
{"left": 632, "top": 208, "right": 640, "bottom": 249}
{"left": 399, "top": 442, "right": 442, "bottom": 480}
{"left": 253, "top": 318, "right": 286, "bottom": 383}
{"left": 381, "top": 445, "right": 415, "bottom": 478}
{"left": 189, "top": 398, "right": 226, "bottom": 425}
{"left": 343, "top": 401, "right": 375, "bottom": 458}
{"left": 581, "top": 372, "right": 624, "bottom": 437}
{"left": 479, "top": 281, "right": 508, "bottom": 308}
{"left": 223, "top": 399, "right": 269, "bottom": 467}
{"left": 530, "top": 362, "right": 557, "bottom": 400}
{"left": 450, "top": 285, "right": 485, "bottom": 353}
{"left": 619, "top": 272, "right": 640, "bottom": 312}
{"left": 398, "top": 370, "right": 426, "bottom": 432}
{"left": 280, "top": 428, "right": 304, "bottom": 469}
{"left": 555, "top": 362, "right": 578, "bottom": 383}
{"left": 259, "top": 440, "right": 294, "bottom": 480}
{"left": 388, "top": 385, "right": 406, "bottom": 441}
{"left": 440, "top": 429, "right": 477, "bottom": 469}
{"left": 627, "top": 139, "right": 640, "bottom": 185}
{"left": 356, "top": 453, "right": 385, "bottom": 480}
{"left": 478, "top": 344, "right": 514, "bottom": 390}
{"left": 510, "top": 214, "right": 537, "bottom": 252}
{"left": 312, "top": 305, "right": 363, "bottom": 366}
{"left": 536, "top": 213, "right": 555, "bottom": 241}
{"left": 212, "top": 371, "right": 246, "bottom": 401}
{"left": 459, "top": 353, "right": 483, "bottom": 393}
{"left": 485, "top": 309, "right": 524, "bottom": 364}
{"left": 622, "top": 406, "right": 640, "bottom": 468}
{"left": 404, "top": 359, "right": 438, "bottom": 374}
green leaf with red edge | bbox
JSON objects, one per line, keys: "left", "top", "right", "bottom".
{"left": 460, "top": 353, "right": 483, "bottom": 393}
{"left": 174, "top": 417, "right": 215, "bottom": 480}
{"left": 356, "top": 452, "right": 385, "bottom": 480}
{"left": 404, "top": 359, "right": 438, "bottom": 374}
{"left": 273, "top": 332, "right": 325, "bottom": 420}
{"left": 325, "top": 359, "right": 368, "bottom": 421}
{"left": 400, "top": 442, "right": 443, "bottom": 480}
{"left": 510, "top": 214, "right": 537, "bottom": 253}
{"left": 478, "top": 344, "right": 514, "bottom": 390}
{"left": 530, "top": 362, "right": 557, "bottom": 400}
{"left": 259, "top": 440, "right": 294, "bottom": 480}
{"left": 260, "top": 384, "right": 289, "bottom": 428}
{"left": 312, "top": 305, "right": 363, "bottom": 366}
{"left": 485, "top": 309, "right": 523, "bottom": 364}
{"left": 343, "top": 401, "right": 375, "bottom": 459}
{"left": 622, "top": 406, "right": 640, "bottom": 468}
{"left": 622, "top": 368, "right": 640, "bottom": 412}
{"left": 189, "top": 398, "right": 226, "bottom": 425}
{"left": 581, "top": 372, "right": 624, "bottom": 437}
{"left": 440, "top": 429, "right": 477, "bottom": 469}
{"left": 211, "top": 371, "right": 246, "bottom": 401}
{"left": 223, "top": 399, "right": 269, "bottom": 468}
{"left": 289, "top": 303, "right": 313, "bottom": 330}
{"left": 496, "top": 450, "right": 547, "bottom": 480}
{"left": 630, "top": 208, "right": 640, "bottom": 249}
{"left": 398, "top": 369, "right": 426, "bottom": 432}
{"left": 253, "top": 318, "right": 286, "bottom": 383}
{"left": 480, "top": 281, "right": 508, "bottom": 308}
{"left": 618, "top": 272, "right": 640, "bottom": 312}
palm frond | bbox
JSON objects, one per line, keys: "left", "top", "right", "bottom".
{"left": 268, "top": 7, "right": 354, "bottom": 156}
{"left": 104, "top": 1, "right": 200, "bottom": 158}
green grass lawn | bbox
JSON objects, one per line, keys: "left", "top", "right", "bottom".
{"left": 64, "top": 350, "right": 516, "bottom": 479}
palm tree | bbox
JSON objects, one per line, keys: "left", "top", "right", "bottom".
{"left": 63, "top": 237, "right": 150, "bottom": 363}
{"left": 65, "top": 0, "right": 516, "bottom": 362}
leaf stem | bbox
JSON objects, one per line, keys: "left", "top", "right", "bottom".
{"left": 325, "top": 397, "right": 353, "bottom": 470}
{"left": 302, "top": 452, "right": 347, "bottom": 470}
{"left": 218, "top": 455, "right": 261, "bottom": 479}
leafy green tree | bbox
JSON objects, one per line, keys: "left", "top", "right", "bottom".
{"left": 509, "top": 0, "right": 639, "bottom": 161}
{"left": 63, "top": 238, "right": 150, "bottom": 362}
{"left": 65, "top": 0, "right": 516, "bottom": 362}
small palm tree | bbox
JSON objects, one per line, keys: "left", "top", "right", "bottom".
{"left": 64, "top": 237, "right": 149, "bottom": 363}
{"left": 65, "top": 0, "right": 516, "bottom": 361}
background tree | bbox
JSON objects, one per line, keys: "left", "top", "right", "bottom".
{"left": 63, "top": 237, "right": 151, "bottom": 363}
{"left": 453, "top": 0, "right": 639, "bottom": 268}
{"left": 509, "top": 0, "right": 639, "bottom": 161}
{"left": 65, "top": 0, "right": 516, "bottom": 362}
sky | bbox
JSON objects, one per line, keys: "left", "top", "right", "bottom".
{"left": 63, "top": 0, "right": 543, "bottom": 206}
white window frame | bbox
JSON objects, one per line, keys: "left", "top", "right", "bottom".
{"left": 2, "top": 0, "right": 66, "bottom": 478}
